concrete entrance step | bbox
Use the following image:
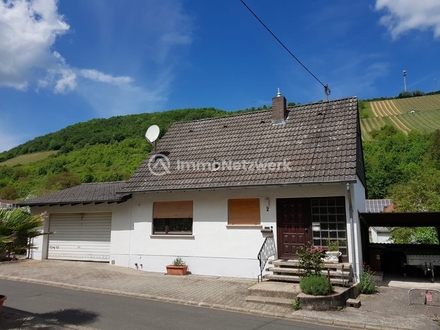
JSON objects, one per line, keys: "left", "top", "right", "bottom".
{"left": 264, "top": 274, "right": 351, "bottom": 286}
{"left": 245, "top": 295, "right": 293, "bottom": 307}
{"left": 267, "top": 267, "right": 351, "bottom": 278}
{"left": 248, "top": 281, "right": 300, "bottom": 299}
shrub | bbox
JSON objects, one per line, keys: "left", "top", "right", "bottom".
{"left": 300, "top": 275, "right": 333, "bottom": 296}
{"left": 292, "top": 298, "right": 301, "bottom": 310}
{"left": 359, "top": 264, "right": 377, "bottom": 294}
{"left": 297, "top": 245, "right": 325, "bottom": 277}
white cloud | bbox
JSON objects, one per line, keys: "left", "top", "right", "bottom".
{"left": 80, "top": 69, "right": 133, "bottom": 85}
{"left": 0, "top": 0, "right": 69, "bottom": 90}
{"left": 54, "top": 68, "right": 77, "bottom": 93}
{"left": 375, "top": 0, "right": 440, "bottom": 38}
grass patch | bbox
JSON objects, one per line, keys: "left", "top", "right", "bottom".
{"left": 0, "top": 151, "right": 57, "bottom": 166}
{"left": 359, "top": 101, "right": 374, "bottom": 119}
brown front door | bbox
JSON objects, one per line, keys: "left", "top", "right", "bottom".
{"left": 277, "top": 198, "right": 312, "bottom": 259}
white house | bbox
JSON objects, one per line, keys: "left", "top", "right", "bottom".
{"left": 20, "top": 93, "right": 366, "bottom": 281}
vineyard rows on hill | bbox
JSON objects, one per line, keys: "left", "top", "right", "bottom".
{"left": 392, "top": 94, "right": 440, "bottom": 113}
{"left": 362, "top": 94, "right": 440, "bottom": 138}
{"left": 398, "top": 109, "right": 440, "bottom": 134}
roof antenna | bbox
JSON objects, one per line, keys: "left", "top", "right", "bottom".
{"left": 277, "top": 87, "right": 281, "bottom": 97}
{"left": 324, "top": 84, "right": 331, "bottom": 101}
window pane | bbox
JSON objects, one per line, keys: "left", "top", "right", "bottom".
{"left": 311, "top": 197, "right": 347, "bottom": 256}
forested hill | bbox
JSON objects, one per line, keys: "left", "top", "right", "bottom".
{"left": 1, "top": 100, "right": 439, "bottom": 211}
{"left": 0, "top": 108, "right": 228, "bottom": 162}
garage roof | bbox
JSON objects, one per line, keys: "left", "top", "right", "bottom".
{"left": 17, "top": 182, "right": 131, "bottom": 207}
{"left": 360, "top": 212, "right": 440, "bottom": 227}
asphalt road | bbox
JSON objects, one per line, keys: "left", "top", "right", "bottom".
{"left": 0, "top": 279, "right": 346, "bottom": 330}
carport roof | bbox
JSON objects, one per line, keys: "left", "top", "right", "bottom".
{"left": 17, "top": 182, "right": 131, "bottom": 207}
{"left": 360, "top": 212, "right": 440, "bottom": 227}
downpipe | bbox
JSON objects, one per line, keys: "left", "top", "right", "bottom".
{"left": 347, "top": 183, "right": 359, "bottom": 282}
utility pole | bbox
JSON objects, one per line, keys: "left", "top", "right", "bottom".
{"left": 403, "top": 70, "right": 407, "bottom": 92}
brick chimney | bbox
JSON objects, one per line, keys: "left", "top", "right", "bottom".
{"left": 272, "top": 89, "right": 288, "bottom": 124}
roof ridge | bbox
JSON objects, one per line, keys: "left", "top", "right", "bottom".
{"left": 171, "top": 96, "right": 358, "bottom": 126}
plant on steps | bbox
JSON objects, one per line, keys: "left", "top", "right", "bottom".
{"left": 292, "top": 297, "right": 301, "bottom": 310}
{"left": 296, "top": 245, "right": 325, "bottom": 277}
{"left": 300, "top": 275, "right": 333, "bottom": 296}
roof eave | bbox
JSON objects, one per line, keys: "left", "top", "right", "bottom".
{"left": 117, "top": 179, "right": 357, "bottom": 194}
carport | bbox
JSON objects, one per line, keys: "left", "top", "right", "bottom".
{"left": 359, "top": 212, "right": 440, "bottom": 281}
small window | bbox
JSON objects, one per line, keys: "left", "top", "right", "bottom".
{"left": 228, "top": 198, "right": 260, "bottom": 225}
{"left": 153, "top": 201, "right": 193, "bottom": 235}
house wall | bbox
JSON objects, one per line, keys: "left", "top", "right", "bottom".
{"left": 371, "top": 228, "right": 392, "bottom": 243}
{"left": 28, "top": 180, "right": 366, "bottom": 280}
{"left": 110, "top": 183, "right": 362, "bottom": 279}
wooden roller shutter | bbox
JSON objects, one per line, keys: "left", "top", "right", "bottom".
{"left": 153, "top": 201, "right": 193, "bottom": 218}
{"left": 228, "top": 199, "right": 260, "bottom": 225}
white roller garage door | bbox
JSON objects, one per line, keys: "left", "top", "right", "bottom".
{"left": 48, "top": 213, "right": 111, "bottom": 262}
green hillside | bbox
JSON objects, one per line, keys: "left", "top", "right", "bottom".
{"left": 0, "top": 108, "right": 230, "bottom": 200}
{"left": 0, "top": 151, "right": 57, "bottom": 166}
{"left": 360, "top": 94, "right": 440, "bottom": 139}
{"left": 0, "top": 98, "right": 439, "bottom": 203}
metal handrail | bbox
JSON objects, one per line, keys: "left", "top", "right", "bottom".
{"left": 257, "top": 236, "right": 276, "bottom": 282}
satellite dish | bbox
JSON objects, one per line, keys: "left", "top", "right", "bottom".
{"left": 145, "top": 125, "right": 160, "bottom": 144}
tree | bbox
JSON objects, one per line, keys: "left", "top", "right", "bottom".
{"left": 45, "top": 172, "right": 81, "bottom": 190}
{"left": 0, "top": 209, "right": 47, "bottom": 259}
{"left": 389, "top": 167, "right": 440, "bottom": 212}
{"left": 389, "top": 167, "right": 440, "bottom": 244}
{"left": 0, "top": 185, "right": 19, "bottom": 200}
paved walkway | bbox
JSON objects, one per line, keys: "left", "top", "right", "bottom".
{"left": 0, "top": 260, "right": 439, "bottom": 329}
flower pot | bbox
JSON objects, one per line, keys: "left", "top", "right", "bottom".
{"left": 323, "top": 251, "right": 342, "bottom": 263}
{"left": 0, "top": 295, "right": 7, "bottom": 312}
{"left": 166, "top": 265, "right": 188, "bottom": 275}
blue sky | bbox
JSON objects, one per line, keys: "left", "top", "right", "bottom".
{"left": 1, "top": 0, "right": 440, "bottom": 152}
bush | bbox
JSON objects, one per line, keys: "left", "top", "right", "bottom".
{"left": 359, "top": 264, "right": 377, "bottom": 294}
{"left": 297, "top": 245, "right": 325, "bottom": 277}
{"left": 300, "top": 275, "right": 333, "bottom": 296}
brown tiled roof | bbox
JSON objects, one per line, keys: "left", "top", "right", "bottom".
{"left": 18, "top": 182, "right": 131, "bottom": 206}
{"left": 121, "top": 97, "right": 361, "bottom": 193}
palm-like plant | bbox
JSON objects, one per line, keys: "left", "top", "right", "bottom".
{"left": 0, "top": 209, "right": 46, "bottom": 260}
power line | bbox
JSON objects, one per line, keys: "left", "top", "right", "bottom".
{"left": 240, "top": 0, "right": 330, "bottom": 98}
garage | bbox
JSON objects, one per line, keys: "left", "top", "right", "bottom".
{"left": 48, "top": 212, "right": 111, "bottom": 262}
{"left": 360, "top": 212, "right": 440, "bottom": 282}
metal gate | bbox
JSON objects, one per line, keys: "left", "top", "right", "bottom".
{"left": 48, "top": 213, "right": 111, "bottom": 262}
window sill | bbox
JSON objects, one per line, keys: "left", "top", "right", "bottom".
{"left": 226, "top": 225, "right": 262, "bottom": 229}
{"left": 150, "top": 235, "right": 195, "bottom": 239}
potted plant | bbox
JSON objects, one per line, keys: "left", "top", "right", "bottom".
{"left": 166, "top": 257, "right": 188, "bottom": 275}
{"left": 324, "top": 240, "right": 341, "bottom": 263}
{"left": 0, "top": 295, "right": 6, "bottom": 312}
